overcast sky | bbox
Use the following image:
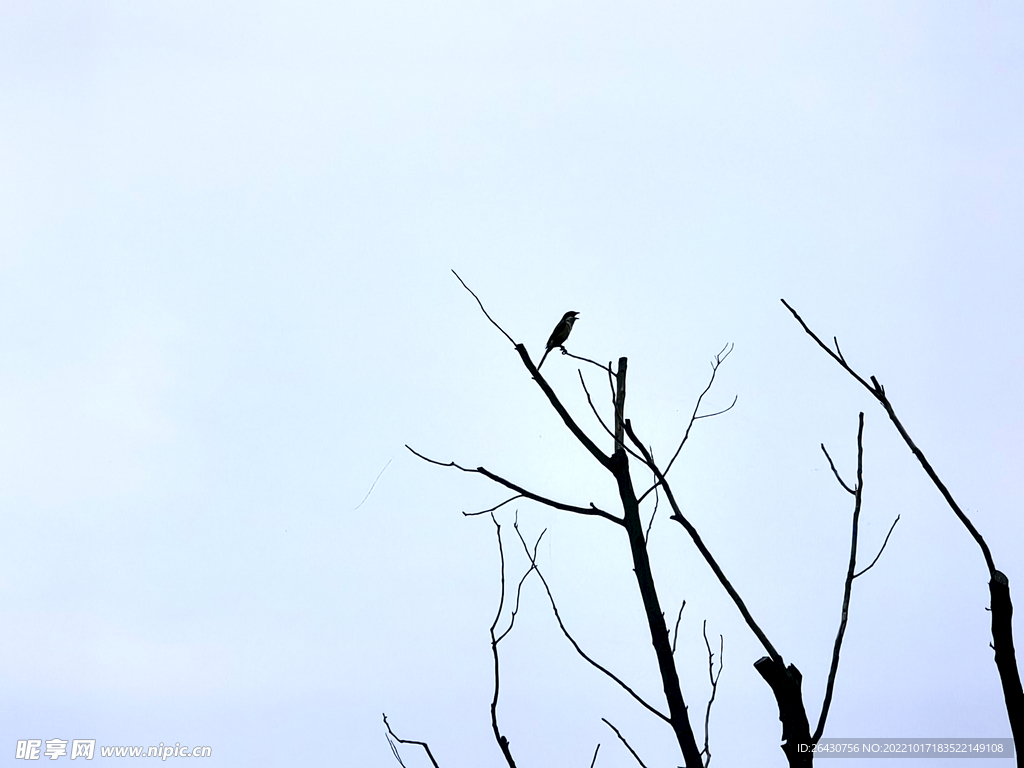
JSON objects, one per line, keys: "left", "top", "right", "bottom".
{"left": 2, "top": 2, "right": 1023, "bottom": 766}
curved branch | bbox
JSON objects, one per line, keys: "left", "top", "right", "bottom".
{"left": 405, "top": 445, "right": 622, "bottom": 525}
{"left": 510, "top": 521, "right": 671, "bottom": 724}
{"left": 452, "top": 270, "right": 516, "bottom": 347}
{"left": 854, "top": 514, "right": 900, "bottom": 579}
{"left": 383, "top": 714, "right": 441, "bottom": 768}
{"left": 601, "top": 719, "right": 649, "bottom": 768}
{"left": 662, "top": 343, "right": 735, "bottom": 478}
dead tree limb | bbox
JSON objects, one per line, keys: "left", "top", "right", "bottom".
{"left": 509, "top": 519, "right": 671, "bottom": 722}
{"left": 383, "top": 714, "right": 441, "bottom": 768}
{"left": 701, "top": 620, "right": 724, "bottom": 768}
{"left": 623, "top": 417, "right": 813, "bottom": 765}
{"left": 783, "top": 299, "right": 1022, "bottom": 758}
{"left": 487, "top": 514, "right": 525, "bottom": 768}
{"left": 601, "top": 718, "right": 649, "bottom": 768}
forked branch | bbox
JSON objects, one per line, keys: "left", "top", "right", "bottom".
{"left": 383, "top": 714, "right": 441, "bottom": 768}
{"left": 781, "top": 299, "right": 995, "bottom": 576}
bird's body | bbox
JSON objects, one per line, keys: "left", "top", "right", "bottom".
{"left": 538, "top": 311, "right": 579, "bottom": 369}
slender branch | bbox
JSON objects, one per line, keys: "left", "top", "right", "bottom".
{"left": 601, "top": 719, "right": 649, "bottom": 768}
{"left": 701, "top": 620, "right": 724, "bottom": 767}
{"left": 562, "top": 348, "right": 612, "bottom": 371}
{"left": 488, "top": 515, "right": 519, "bottom": 768}
{"left": 624, "top": 419, "right": 783, "bottom": 664}
{"left": 354, "top": 458, "right": 392, "bottom": 511}
{"left": 589, "top": 744, "right": 601, "bottom": 768}
{"left": 467, "top": 495, "right": 524, "bottom": 517}
{"left": 510, "top": 520, "right": 671, "bottom": 724}
{"left": 451, "top": 269, "right": 516, "bottom": 346}
{"left": 663, "top": 343, "right": 735, "bottom": 478}
{"left": 854, "top": 514, "right": 900, "bottom": 578}
{"left": 383, "top": 714, "right": 441, "bottom": 768}
{"left": 671, "top": 600, "right": 686, "bottom": 654}
{"left": 644, "top": 466, "right": 660, "bottom": 544}
{"left": 820, "top": 444, "right": 855, "bottom": 495}
{"left": 405, "top": 445, "right": 622, "bottom": 525}
{"left": 578, "top": 370, "right": 645, "bottom": 464}
{"left": 782, "top": 299, "right": 996, "bottom": 576}
{"left": 814, "top": 412, "right": 866, "bottom": 742}
{"left": 637, "top": 345, "right": 735, "bottom": 505}
{"left": 516, "top": 344, "right": 616, "bottom": 472}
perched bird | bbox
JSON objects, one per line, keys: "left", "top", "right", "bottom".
{"left": 538, "top": 311, "right": 579, "bottom": 370}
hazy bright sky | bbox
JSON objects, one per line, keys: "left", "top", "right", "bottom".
{"left": 2, "top": 2, "right": 1022, "bottom": 766}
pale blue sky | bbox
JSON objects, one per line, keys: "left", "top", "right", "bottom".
{"left": 2, "top": 2, "right": 1022, "bottom": 765}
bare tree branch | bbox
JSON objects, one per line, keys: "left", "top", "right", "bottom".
{"left": 637, "top": 344, "right": 736, "bottom": 505}
{"left": 509, "top": 520, "right": 672, "bottom": 724}
{"left": 624, "top": 419, "right": 783, "bottom": 664}
{"left": 488, "top": 515, "right": 520, "bottom": 768}
{"left": 589, "top": 743, "right": 601, "bottom": 768}
{"left": 452, "top": 269, "right": 517, "bottom": 347}
{"left": 820, "top": 444, "right": 855, "bottom": 496}
{"left": 781, "top": 299, "right": 996, "bottom": 576}
{"left": 561, "top": 348, "right": 610, "bottom": 371}
{"left": 466, "top": 495, "right": 525, "bottom": 517}
{"left": 601, "top": 719, "right": 649, "bottom": 768}
{"left": 814, "top": 412, "right": 867, "bottom": 742}
{"left": 578, "top": 370, "right": 646, "bottom": 464}
{"left": 854, "top": 514, "right": 900, "bottom": 579}
{"left": 643, "top": 465, "right": 661, "bottom": 544}
{"left": 663, "top": 343, "right": 736, "bottom": 478}
{"left": 383, "top": 714, "right": 441, "bottom": 768}
{"left": 355, "top": 458, "right": 392, "bottom": 511}
{"left": 516, "top": 344, "right": 617, "bottom": 472}
{"left": 405, "top": 445, "right": 622, "bottom": 525}
{"left": 671, "top": 600, "right": 686, "bottom": 655}
{"left": 701, "top": 620, "right": 724, "bottom": 768}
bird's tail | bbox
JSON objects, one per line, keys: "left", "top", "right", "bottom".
{"left": 537, "top": 347, "right": 551, "bottom": 370}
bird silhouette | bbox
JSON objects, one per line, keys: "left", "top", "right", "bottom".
{"left": 538, "top": 311, "right": 579, "bottom": 370}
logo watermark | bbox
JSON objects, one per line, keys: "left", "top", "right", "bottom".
{"left": 15, "top": 740, "right": 212, "bottom": 760}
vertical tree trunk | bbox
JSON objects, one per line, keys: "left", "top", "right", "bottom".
{"left": 612, "top": 357, "right": 703, "bottom": 768}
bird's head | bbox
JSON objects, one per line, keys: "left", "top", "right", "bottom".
{"left": 563, "top": 311, "right": 579, "bottom": 326}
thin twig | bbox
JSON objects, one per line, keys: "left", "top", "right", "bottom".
{"left": 578, "top": 371, "right": 645, "bottom": 463}
{"left": 354, "top": 458, "right": 392, "bottom": 510}
{"left": 383, "top": 714, "right": 441, "bottom": 768}
{"left": 601, "top": 719, "right": 649, "bottom": 768}
{"left": 637, "top": 345, "right": 736, "bottom": 505}
{"left": 452, "top": 270, "right": 516, "bottom": 346}
{"left": 467, "top": 495, "right": 525, "bottom": 517}
{"left": 405, "top": 445, "right": 622, "bottom": 525}
{"left": 662, "top": 344, "right": 736, "bottom": 478}
{"left": 854, "top": 514, "right": 900, "bottom": 578}
{"left": 561, "top": 348, "right": 611, "bottom": 371}
{"left": 643, "top": 462, "right": 660, "bottom": 545}
{"left": 509, "top": 521, "right": 671, "bottom": 723}
{"left": 701, "top": 620, "right": 724, "bottom": 767}
{"left": 671, "top": 600, "right": 686, "bottom": 654}
{"left": 813, "top": 413, "right": 865, "bottom": 742}
{"left": 589, "top": 743, "right": 601, "bottom": 768}
{"left": 488, "top": 515, "right": 520, "bottom": 768}
{"left": 820, "top": 444, "right": 855, "bottom": 495}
